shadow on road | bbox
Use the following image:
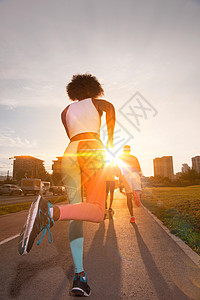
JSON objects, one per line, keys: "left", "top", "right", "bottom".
{"left": 85, "top": 217, "right": 122, "bottom": 298}
{"left": 9, "top": 256, "right": 61, "bottom": 298}
{"left": 9, "top": 214, "right": 121, "bottom": 299}
{"left": 9, "top": 221, "right": 73, "bottom": 299}
{"left": 132, "top": 223, "right": 191, "bottom": 300}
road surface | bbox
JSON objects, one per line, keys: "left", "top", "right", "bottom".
{"left": 0, "top": 190, "right": 200, "bottom": 299}
{"left": 0, "top": 193, "right": 60, "bottom": 206}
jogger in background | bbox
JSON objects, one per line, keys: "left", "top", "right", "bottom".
{"left": 118, "top": 145, "right": 142, "bottom": 223}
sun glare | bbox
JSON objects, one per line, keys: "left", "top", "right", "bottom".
{"left": 105, "top": 148, "right": 115, "bottom": 166}
{"left": 105, "top": 148, "right": 122, "bottom": 167}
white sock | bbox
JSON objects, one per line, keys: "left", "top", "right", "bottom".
{"left": 49, "top": 207, "right": 53, "bottom": 218}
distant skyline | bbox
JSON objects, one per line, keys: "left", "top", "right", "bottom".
{"left": 0, "top": 0, "right": 200, "bottom": 176}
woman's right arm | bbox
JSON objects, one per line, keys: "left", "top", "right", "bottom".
{"left": 93, "top": 99, "right": 116, "bottom": 149}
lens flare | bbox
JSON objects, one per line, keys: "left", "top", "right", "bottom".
{"left": 105, "top": 148, "right": 116, "bottom": 166}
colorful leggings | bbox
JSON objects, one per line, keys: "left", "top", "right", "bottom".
{"left": 60, "top": 139, "right": 106, "bottom": 273}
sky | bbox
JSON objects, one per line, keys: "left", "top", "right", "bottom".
{"left": 0, "top": 0, "right": 200, "bottom": 177}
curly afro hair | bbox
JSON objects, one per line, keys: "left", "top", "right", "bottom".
{"left": 66, "top": 73, "right": 104, "bottom": 101}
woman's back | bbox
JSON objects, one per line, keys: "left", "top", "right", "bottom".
{"left": 64, "top": 98, "right": 100, "bottom": 139}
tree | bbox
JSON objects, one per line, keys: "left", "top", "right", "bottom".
{"left": 179, "top": 169, "right": 200, "bottom": 185}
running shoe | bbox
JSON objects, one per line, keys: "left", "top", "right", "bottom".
{"left": 130, "top": 216, "right": 135, "bottom": 223}
{"left": 133, "top": 191, "right": 141, "bottom": 207}
{"left": 18, "top": 195, "right": 54, "bottom": 255}
{"left": 71, "top": 273, "right": 91, "bottom": 297}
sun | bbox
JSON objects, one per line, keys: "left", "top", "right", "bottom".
{"left": 105, "top": 148, "right": 118, "bottom": 166}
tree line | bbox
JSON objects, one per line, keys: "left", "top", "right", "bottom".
{"left": 147, "top": 169, "right": 200, "bottom": 187}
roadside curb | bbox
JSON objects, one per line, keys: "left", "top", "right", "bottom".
{"left": 142, "top": 204, "right": 200, "bottom": 268}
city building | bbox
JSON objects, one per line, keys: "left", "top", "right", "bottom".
{"left": 192, "top": 156, "right": 200, "bottom": 173}
{"left": 13, "top": 156, "right": 46, "bottom": 181}
{"left": 52, "top": 156, "right": 63, "bottom": 185}
{"left": 181, "top": 163, "right": 190, "bottom": 173}
{"left": 153, "top": 156, "right": 174, "bottom": 179}
{"left": 52, "top": 157, "right": 63, "bottom": 174}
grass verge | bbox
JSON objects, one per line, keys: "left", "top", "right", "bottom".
{"left": 0, "top": 196, "right": 68, "bottom": 216}
{"left": 142, "top": 185, "right": 200, "bottom": 255}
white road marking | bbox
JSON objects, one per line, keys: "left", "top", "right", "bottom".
{"left": 0, "top": 234, "right": 20, "bottom": 246}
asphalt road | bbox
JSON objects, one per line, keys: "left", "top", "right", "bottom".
{"left": 0, "top": 191, "right": 200, "bottom": 299}
{"left": 0, "top": 193, "right": 59, "bottom": 206}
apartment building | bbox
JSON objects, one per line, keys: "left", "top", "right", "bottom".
{"left": 13, "top": 155, "right": 46, "bottom": 180}
{"left": 153, "top": 156, "right": 174, "bottom": 179}
{"left": 192, "top": 156, "right": 200, "bottom": 173}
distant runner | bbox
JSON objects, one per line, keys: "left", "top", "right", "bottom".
{"left": 118, "top": 145, "right": 142, "bottom": 223}
{"left": 105, "top": 163, "right": 116, "bottom": 211}
{"left": 18, "top": 74, "right": 115, "bottom": 297}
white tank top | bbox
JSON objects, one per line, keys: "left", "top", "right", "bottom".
{"left": 66, "top": 98, "right": 100, "bottom": 138}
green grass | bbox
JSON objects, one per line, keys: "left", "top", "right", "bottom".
{"left": 0, "top": 196, "right": 68, "bottom": 216}
{"left": 142, "top": 185, "right": 200, "bottom": 255}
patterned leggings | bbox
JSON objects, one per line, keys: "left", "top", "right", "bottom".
{"left": 59, "top": 139, "right": 106, "bottom": 273}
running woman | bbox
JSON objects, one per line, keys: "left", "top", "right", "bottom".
{"left": 118, "top": 145, "right": 142, "bottom": 223}
{"left": 18, "top": 73, "right": 115, "bottom": 297}
{"left": 105, "top": 163, "right": 116, "bottom": 211}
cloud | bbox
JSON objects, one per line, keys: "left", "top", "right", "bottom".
{"left": 0, "top": 128, "right": 37, "bottom": 148}
{"left": 0, "top": 77, "right": 65, "bottom": 108}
